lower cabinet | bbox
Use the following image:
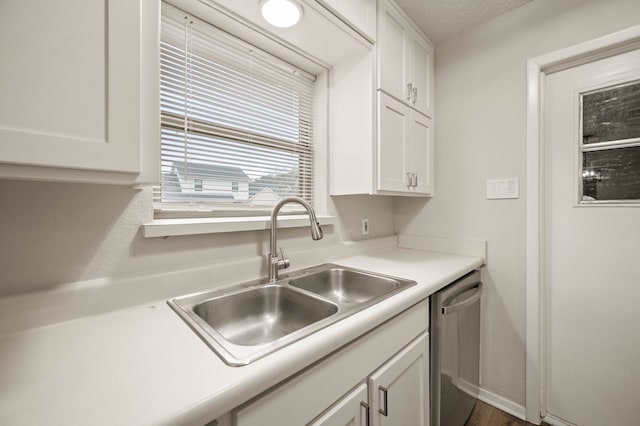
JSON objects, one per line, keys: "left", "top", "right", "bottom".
{"left": 233, "top": 299, "right": 430, "bottom": 426}
{"left": 309, "top": 383, "right": 369, "bottom": 426}
{"left": 369, "top": 333, "right": 429, "bottom": 426}
{"left": 311, "top": 332, "right": 429, "bottom": 426}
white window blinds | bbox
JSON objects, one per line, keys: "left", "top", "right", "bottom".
{"left": 157, "top": 6, "right": 315, "bottom": 215}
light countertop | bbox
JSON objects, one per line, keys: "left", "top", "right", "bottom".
{"left": 0, "top": 248, "right": 482, "bottom": 426}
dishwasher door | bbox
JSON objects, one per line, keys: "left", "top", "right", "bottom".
{"left": 430, "top": 270, "right": 482, "bottom": 426}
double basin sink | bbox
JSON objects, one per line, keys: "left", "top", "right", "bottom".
{"left": 168, "top": 264, "right": 416, "bottom": 366}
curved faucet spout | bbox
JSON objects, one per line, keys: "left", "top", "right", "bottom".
{"left": 269, "top": 197, "right": 323, "bottom": 282}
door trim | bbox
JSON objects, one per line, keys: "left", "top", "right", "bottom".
{"left": 525, "top": 25, "right": 640, "bottom": 424}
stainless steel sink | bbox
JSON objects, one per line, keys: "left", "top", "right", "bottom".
{"left": 193, "top": 285, "right": 338, "bottom": 346}
{"left": 289, "top": 267, "right": 404, "bottom": 303}
{"left": 169, "top": 264, "right": 416, "bottom": 366}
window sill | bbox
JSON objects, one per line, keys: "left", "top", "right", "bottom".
{"left": 141, "top": 215, "right": 337, "bottom": 238}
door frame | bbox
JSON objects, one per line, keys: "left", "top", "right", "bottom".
{"left": 525, "top": 25, "right": 640, "bottom": 424}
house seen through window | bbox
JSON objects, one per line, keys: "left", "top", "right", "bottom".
{"left": 156, "top": 5, "right": 315, "bottom": 215}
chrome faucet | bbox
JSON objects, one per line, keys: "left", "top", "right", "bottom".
{"left": 268, "top": 197, "right": 323, "bottom": 282}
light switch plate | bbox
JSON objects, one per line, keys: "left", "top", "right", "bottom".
{"left": 487, "top": 177, "right": 519, "bottom": 199}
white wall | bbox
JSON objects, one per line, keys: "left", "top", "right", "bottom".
{"left": 0, "top": 180, "right": 395, "bottom": 298}
{"left": 394, "top": 0, "right": 640, "bottom": 410}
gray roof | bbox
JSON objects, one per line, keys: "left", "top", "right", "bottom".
{"left": 171, "top": 162, "right": 249, "bottom": 181}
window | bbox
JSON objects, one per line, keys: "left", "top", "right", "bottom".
{"left": 157, "top": 5, "right": 315, "bottom": 216}
{"left": 579, "top": 80, "right": 640, "bottom": 203}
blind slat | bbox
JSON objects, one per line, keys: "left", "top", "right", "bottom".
{"left": 157, "top": 5, "right": 315, "bottom": 212}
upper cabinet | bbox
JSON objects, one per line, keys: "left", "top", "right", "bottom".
{"left": 0, "top": 0, "right": 160, "bottom": 185}
{"left": 378, "top": 0, "right": 433, "bottom": 118}
{"left": 377, "top": 92, "right": 433, "bottom": 195}
{"left": 316, "top": 0, "right": 377, "bottom": 42}
{"left": 331, "top": 0, "right": 434, "bottom": 197}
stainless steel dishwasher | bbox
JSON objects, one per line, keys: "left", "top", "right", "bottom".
{"left": 430, "top": 270, "right": 483, "bottom": 426}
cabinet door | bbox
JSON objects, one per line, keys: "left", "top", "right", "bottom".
{"left": 410, "top": 111, "right": 433, "bottom": 195}
{"left": 377, "top": 92, "right": 411, "bottom": 193}
{"left": 309, "top": 383, "right": 369, "bottom": 426}
{"left": 369, "top": 332, "right": 430, "bottom": 426}
{"left": 378, "top": 0, "right": 410, "bottom": 102}
{"left": 409, "top": 34, "right": 434, "bottom": 118}
{"left": 0, "top": 0, "right": 158, "bottom": 183}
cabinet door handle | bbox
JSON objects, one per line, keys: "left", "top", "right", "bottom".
{"left": 406, "top": 83, "right": 413, "bottom": 101}
{"left": 412, "top": 87, "right": 418, "bottom": 104}
{"left": 407, "top": 172, "right": 413, "bottom": 187}
{"left": 361, "top": 401, "right": 370, "bottom": 426}
{"left": 378, "top": 386, "right": 388, "bottom": 416}
{"left": 412, "top": 173, "right": 418, "bottom": 187}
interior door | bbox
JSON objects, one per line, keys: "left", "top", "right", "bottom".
{"left": 543, "top": 48, "right": 640, "bottom": 426}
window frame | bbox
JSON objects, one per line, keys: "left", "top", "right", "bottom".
{"left": 155, "top": 4, "right": 323, "bottom": 219}
{"left": 577, "top": 79, "right": 640, "bottom": 206}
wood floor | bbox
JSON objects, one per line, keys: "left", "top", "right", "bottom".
{"left": 465, "top": 400, "right": 551, "bottom": 426}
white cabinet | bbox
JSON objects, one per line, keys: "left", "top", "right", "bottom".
{"left": 0, "top": 0, "right": 159, "bottom": 185}
{"left": 378, "top": 92, "right": 433, "bottom": 195}
{"left": 312, "top": 333, "right": 429, "bottom": 426}
{"left": 369, "top": 332, "right": 430, "bottom": 426}
{"left": 329, "top": 0, "right": 434, "bottom": 197}
{"left": 234, "top": 300, "right": 430, "bottom": 426}
{"left": 378, "top": 0, "right": 433, "bottom": 118}
{"left": 410, "top": 108, "right": 434, "bottom": 195}
{"left": 317, "top": 0, "right": 377, "bottom": 42}
{"left": 309, "top": 383, "right": 369, "bottom": 426}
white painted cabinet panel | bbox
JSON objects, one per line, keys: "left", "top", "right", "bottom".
{"left": 369, "top": 332, "right": 430, "bottom": 426}
{"left": 318, "top": 0, "right": 377, "bottom": 42}
{"left": 0, "top": 0, "right": 159, "bottom": 184}
{"left": 309, "top": 383, "right": 369, "bottom": 426}
{"left": 409, "top": 35, "right": 434, "bottom": 118}
{"left": 378, "top": 0, "right": 433, "bottom": 118}
{"left": 378, "top": 0, "right": 410, "bottom": 102}
{"left": 377, "top": 92, "right": 433, "bottom": 195}
{"left": 378, "top": 92, "right": 411, "bottom": 192}
{"left": 410, "top": 110, "right": 434, "bottom": 195}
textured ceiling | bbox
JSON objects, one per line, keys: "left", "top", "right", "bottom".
{"left": 394, "top": 0, "right": 533, "bottom": 43}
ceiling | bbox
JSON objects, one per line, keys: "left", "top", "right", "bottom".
{"left": 394, "top": 0, "right": 534, "bottom": 43}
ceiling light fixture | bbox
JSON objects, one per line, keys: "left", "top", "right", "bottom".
{"left": 260, "top": 0, "right": 303, "bottom": 28}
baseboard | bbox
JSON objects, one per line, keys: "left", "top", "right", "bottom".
{"left": 398, "top": 234, "right": 487, "bottom": 262}
{"left": 455, "top": 377, "right": 527, "bottom": 421}
{"left": 543, "top": 413, "right": 578, "bottom": 426}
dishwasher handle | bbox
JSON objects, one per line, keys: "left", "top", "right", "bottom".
{"left": 441, "top": 282, "right": 482, "bottom": 315}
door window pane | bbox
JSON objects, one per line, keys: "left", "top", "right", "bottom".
{"left": 580, "top": 80, "right": 640, "bottom": 203}
{"left": 582, "top": 81, "right": 640, "bottom": 144}
{"left": 582, "top": 146, "right": 640, "bottom": 202}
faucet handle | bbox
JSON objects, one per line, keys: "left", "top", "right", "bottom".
{"left": 278, "top": 247, "right": 290, "bottom": 270}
